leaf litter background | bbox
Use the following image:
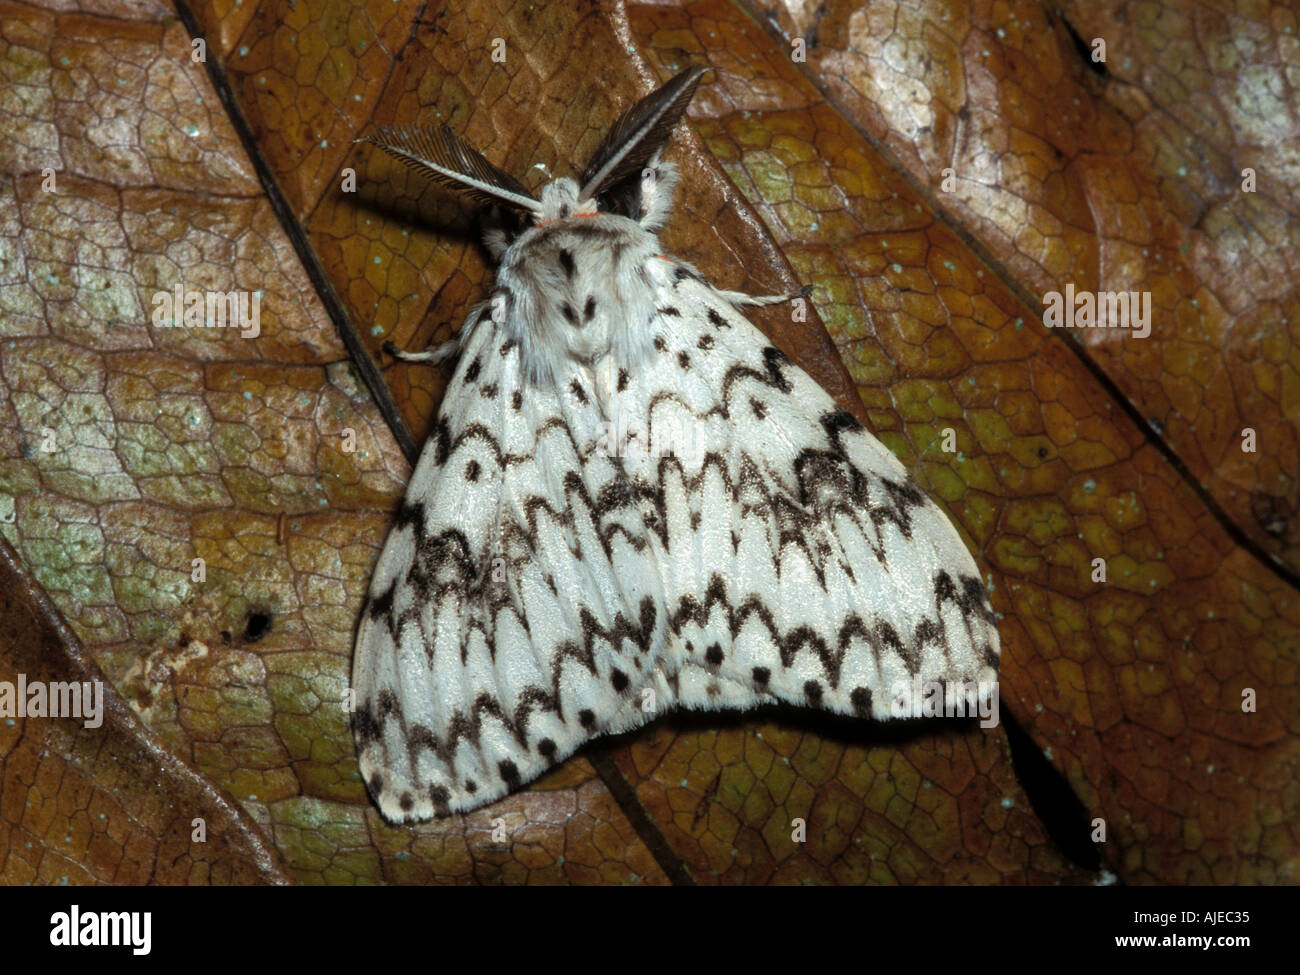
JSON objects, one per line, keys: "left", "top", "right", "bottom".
{"left": 0, "top": 0, "right": 1296, "bottom": 884}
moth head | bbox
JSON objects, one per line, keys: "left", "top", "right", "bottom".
{"left": 357, "top": 67, "right": 706, "bottom": 230}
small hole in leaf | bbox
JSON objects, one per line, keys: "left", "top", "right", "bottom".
{"left": 242, "top": 611, "right": 272, "bottom": 643}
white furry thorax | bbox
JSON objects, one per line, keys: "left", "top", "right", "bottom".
{"left": 488, "top": 176, "right": 669, "bottom": 387}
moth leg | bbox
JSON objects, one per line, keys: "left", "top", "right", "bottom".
{"left": 716, "top": 283, "right": 813, "bottom": 308}
{"left": 382, "top": 338, "right": 460, "bottom": 364}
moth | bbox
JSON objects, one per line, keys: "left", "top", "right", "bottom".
{"left": 352, "top": 67, "right": 1000, "bottom": 824}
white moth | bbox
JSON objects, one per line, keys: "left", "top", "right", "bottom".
{"left": 352, "top": 68, "right": 1000, "bottom": 824}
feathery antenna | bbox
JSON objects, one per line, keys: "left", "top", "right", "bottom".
{"left": 579, "top": 66, "right": 706, "bottom": 202}
{"left": 358, "top": 123, "right": 541, "bottom": 213}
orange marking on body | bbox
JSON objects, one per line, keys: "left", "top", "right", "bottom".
{"left": 535, "top": 211, "right": 600, "bottom": 228}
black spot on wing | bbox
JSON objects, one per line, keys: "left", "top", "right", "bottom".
{"left": 367, "top": 580, "right": 396, "bottom": 620}
{"left": 432, "top": 418, "right": 452, "bottom": 465}
{"left": 406, "top": 725, "right": 437, "bottom": 768}
{"left": 672, "top": 264, "right": 704, "bottom": 286}
{"left": 353, "top": 702, "right": 381, "bottom": 746}
{"left": 498, "top": 760, "right": 521, "bottom": 789}
{"left": 850, "top": 687, "right": 873, "bottom": 715}
{"left": 429, "top": 785, "right": 451, "bottom": 817}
